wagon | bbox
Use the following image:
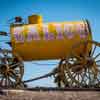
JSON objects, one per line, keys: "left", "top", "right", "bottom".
{"left": 0, "top": 15, "right": 100, "bottom": 88}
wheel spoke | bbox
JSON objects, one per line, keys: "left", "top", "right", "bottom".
{"left": 10, "top": 70, "right": 19, "bottom": 79}
{"left": 0, "top": 49, "right": 24, "bottom": 88}
{"left": 0, "top": 76, "right": 4, "bottom": 86}
{"left": 11, "top": 62, "right": 21, "bottom": 69}
{"left": 73, "top": 73, "right": 77, "bottom": 79}
{"left": 91, "top": 45, "right": 96, "bottom": 57}
{"left": 88, "top": 68, "right": 92, "bottom": 85}
{"left": 8, "top": 77, "right": 12, "bottom": 86}
{"left": 96, "top": 77, "right": 100, "bottom": 83}
{"left": 5, "top": 76, "right": 9, "bottom": 87}
{"left": 94, "top": 52, "right": 100, "bottom": 59}
{"left": 96, "top": 65, "right": 100, "bottom": 67}
{"left": 96, "top": 60, "right": 100, "bottom": 63}
{"left": 80, "top": 73, "right": 85, "bottom": 84}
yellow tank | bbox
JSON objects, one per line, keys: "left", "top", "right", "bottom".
{"left": 10, "top": 20, "right": 92, "bottom": 61}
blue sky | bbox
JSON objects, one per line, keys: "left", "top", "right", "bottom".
{"left": 0, "top": 0, "right": 100, "bottom": 87}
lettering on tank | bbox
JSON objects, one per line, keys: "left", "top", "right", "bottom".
{"left": 13, "top": 27, "right": 24, "bottom": 43}
{"left": 54, "top": 24, "right": 64, "bottom": 39}
{"left": 13, "top": 22, "right": 88, "bottom": 42}
{"left": 27, "top": 25, "right": 40, "bottom": 41}
{"left": 76, "top": 23, "right": 87, "bottom": 38}
{"left": 64, "top": 24, "right": 74, "bottom": 39}
{"left": 43, "top": 24, "right": 55, "bottom": 40}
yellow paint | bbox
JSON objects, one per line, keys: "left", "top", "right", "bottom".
{"left": 28, "top": 15, "right": 42, "bottom": 24}
{"left": 11, "top": 21, "right": 92, "bottom": 61}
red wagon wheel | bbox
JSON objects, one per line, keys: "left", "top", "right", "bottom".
{"left": 0, "top": 49, "right": 24, "bottom": 88}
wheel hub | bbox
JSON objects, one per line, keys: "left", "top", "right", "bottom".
{"left": 0, "top": 64, "right": 10, "bottom": 76}
{"left": 72, "top": 57, "right": 95, "bottom": 73}
{"left": 85, "top": 57, "right": 94, "bottom": 67}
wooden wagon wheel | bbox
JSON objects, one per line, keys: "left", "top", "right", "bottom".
{"left": 0, "top": 49, "right": 24, "bottom": 88}
{"left": 54, "top": 59, "right": 72, "bottom": 87}
{"left": 54, "top": 40, "right": 100, "bottom": 88}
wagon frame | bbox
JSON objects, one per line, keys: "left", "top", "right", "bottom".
{"left": 0, "top": 18, "right": 100, "bottom": 88}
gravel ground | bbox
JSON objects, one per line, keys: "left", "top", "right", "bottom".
{"left": 0, "top": 90, "right": 100, "bottom": 100}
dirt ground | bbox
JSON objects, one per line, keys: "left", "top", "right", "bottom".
{"left": 0, "top": 90, "right": 100, "bottom": 100}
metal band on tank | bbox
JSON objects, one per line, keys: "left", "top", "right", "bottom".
{"left": 85, "top": 19, "right": 92, "bottom": 35}
{"left": 81, "top": 19, "right": 92, "bottom": 39}
{"left": 83, "top": 20, "right": 88, "bottom": 35}
{"left": 84, "top": 19, "right": 92, "bottom": 56}
{"left": 84, "top": 19, "right": 92, "bottom": 41}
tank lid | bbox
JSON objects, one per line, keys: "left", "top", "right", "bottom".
{"left": 28, "top": 14, "right": 42, "bottom": 24}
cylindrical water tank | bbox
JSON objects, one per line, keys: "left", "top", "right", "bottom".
{"left": 10, "top": 20, "right": 92, "bottom": 61}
